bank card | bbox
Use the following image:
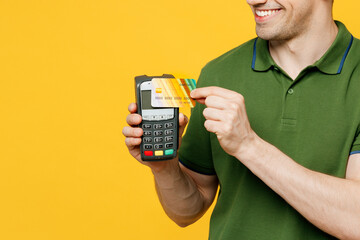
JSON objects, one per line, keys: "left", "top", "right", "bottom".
{"left": 151, "top": 78, "right": 196, "bottom": 108}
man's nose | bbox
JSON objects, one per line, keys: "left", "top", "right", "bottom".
{"left": 246, "top": 0, "right": 268, "bottom": 6}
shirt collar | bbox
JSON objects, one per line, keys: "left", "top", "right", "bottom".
{"left": 251, "top": 37, "right": 273, "bottom": 72}
{"left": 251, "top": 21, "right": 354, "bottom": 75}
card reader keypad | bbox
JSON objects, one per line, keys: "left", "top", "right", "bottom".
{"left": 142, "top": 121, "right": 176, "bottom": 158}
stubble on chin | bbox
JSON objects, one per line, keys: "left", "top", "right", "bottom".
{"left": 255, "top": 23, "right": 297, "bottom": 41}
{"left": 255, "top": 25, "right": 279, "bottom": 41}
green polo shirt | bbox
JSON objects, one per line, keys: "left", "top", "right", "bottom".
{"left": 179, "top": 21, "right": 360, "bottom": 239}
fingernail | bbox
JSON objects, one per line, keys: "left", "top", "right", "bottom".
{"left": 190, "top": 90, "right": 195, "bottom": 97}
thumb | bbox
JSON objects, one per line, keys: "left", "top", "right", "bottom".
{"left": 179, "top": 113, "right": 188, "bottom": 136}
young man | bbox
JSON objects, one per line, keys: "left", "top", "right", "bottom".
{"left": 123, "top": 0, "right": 360, "bottom": 239}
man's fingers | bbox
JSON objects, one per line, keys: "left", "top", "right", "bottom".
{"left": 126, "top": 113, "right": 142, "bottom": 126}
{"left": 128, "top": 102, "right": 138, "bottom": 113}
{"left": 204, "top": 119, "right": 223, "bottom": 134}
{"left": 203, "top": 108, "right": 224, "bottom": 121}
{"left": 126, "top": 102, "right": 141, "bottom": 126}
{"left": 179, "top": 113, "right": 189, "bottom": 137}
{"left": 125, "top": 137, "right": 142, "bottom": 148}
{"left": 179, "top": 113, "right": 188, "bottom": 128}
{"left": 194, "top": 98, "right": 206, "bottom": 105}
{"left": 204, "top": 95, "right": 228, "bottom": 109}
{"left": 122, "top": 126, "right": 143, "bottom": 137}
{"left": 191, "top": 86, "right": 239, "bottom": 100}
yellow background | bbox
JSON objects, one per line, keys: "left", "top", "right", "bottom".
{"left": 0, "top": 1, "right": 359, "bottom": 239}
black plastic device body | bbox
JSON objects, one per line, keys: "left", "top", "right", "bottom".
{"left": 135, "top": 74, "right": 179, "bottom": 161}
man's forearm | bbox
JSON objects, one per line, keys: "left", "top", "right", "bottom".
{"left": 151, "top": 158, "right": 208, "bottom": 227}
{"left": 237, "top": 138, "right": 360, "bottom": 239}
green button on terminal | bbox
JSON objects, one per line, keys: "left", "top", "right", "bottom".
{"left": 165, "top": 149, "right": 174, "bottom": 155}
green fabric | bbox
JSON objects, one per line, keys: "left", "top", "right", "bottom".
{"left": 179, "top": 21, "right": 360, "bottom": 239}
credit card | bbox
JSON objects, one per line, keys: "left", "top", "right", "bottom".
{"left": 151, "top": 78, "right": 196, "bottom": 108}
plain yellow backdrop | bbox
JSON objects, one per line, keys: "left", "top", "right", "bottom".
{"left": 0, "top": 1, "right": 359, "bottom": 239}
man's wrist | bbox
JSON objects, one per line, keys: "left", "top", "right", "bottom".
{"left": 235, "top": 133, "right": 266, "bottom": 163}
{"left": 151, "top": 158, "right": 183, "bottom": 189}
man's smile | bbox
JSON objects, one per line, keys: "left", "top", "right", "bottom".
{"left": 254, "top": 9, "right": 282, "bottom": 22}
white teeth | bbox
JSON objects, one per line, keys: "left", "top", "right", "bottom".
{"left": 255, "top": 9, "right": 279, "bottom": 17}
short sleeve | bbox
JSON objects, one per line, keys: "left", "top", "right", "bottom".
{"left": 178, "top": 68, "right": 216, "bottom": 175}
{"left": 350, "top": 130, "right": 360, "bottom": 155}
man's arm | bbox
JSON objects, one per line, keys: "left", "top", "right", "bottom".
{"left": 153, "top": 161, "right": 218, "bottom": 227}
{"left": 123, "top": 103, "right": 218, "bottom": 227}
{"left": 191, "top": 87, "right": 360, "bottom": 239}
{"left": 241, "top": 140, "right": 360, "bottom": 240}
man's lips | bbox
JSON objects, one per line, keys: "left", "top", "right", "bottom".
{"left": 254, "top": 9, "right": 281, "bottom": 22}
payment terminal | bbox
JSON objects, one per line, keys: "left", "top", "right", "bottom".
{"left": 135, "top": 75, "right": 179, "bottom": 161}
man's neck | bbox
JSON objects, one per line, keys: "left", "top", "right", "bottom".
{"left": 269, "top": 20, "right": 338, "bottom": 80}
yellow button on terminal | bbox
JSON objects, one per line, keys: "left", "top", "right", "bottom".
{"left": 155, "top": 150, "right": 163, "bottom": 156}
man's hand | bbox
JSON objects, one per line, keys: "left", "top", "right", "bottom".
{"left": 123, "top": 103, "right": 218, "bottom": 227}
{"left": 190, "top": 86, "right": 258, "bottom": 158}
{"left": 122, "top": 103, "right": 188, "bottom": 172}
{"left": 192, "top": 87, "right": 360, "bottom": 239}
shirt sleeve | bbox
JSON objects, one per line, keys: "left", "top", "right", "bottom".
{"left": 350, "top": 129, "right": 360, "bottom": 155}
{"left": 178, "top": 67, "right": 216, "bottom": 175}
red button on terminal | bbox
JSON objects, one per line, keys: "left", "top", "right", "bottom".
{"left": 144, "top": 151, "right": 153, "bottom": 156}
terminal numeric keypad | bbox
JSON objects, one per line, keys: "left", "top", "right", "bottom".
{"left": 141, "top": 121, "right": 176, "bottom": 158}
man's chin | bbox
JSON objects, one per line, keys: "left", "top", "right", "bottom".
{"left": 256, "top": 30, "right": 273, "bottom": 41}
{"left": 256, "top": 28, "right": 289, "bottom": 41}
